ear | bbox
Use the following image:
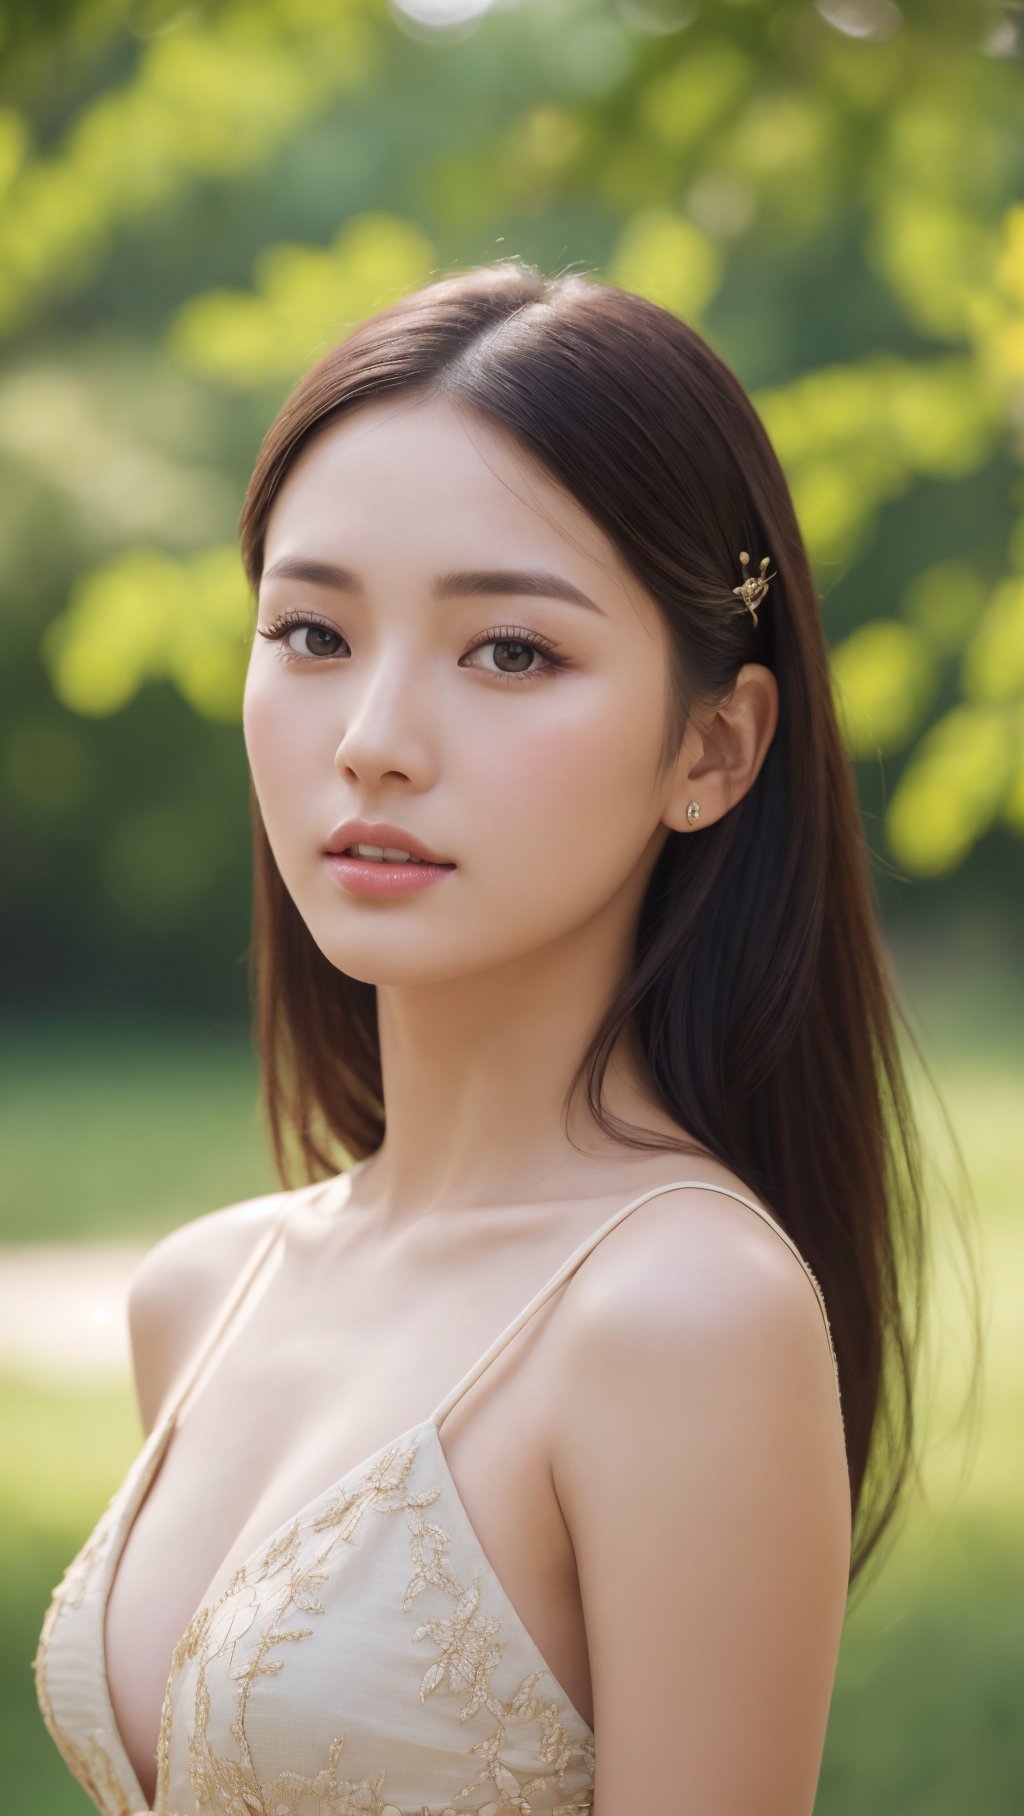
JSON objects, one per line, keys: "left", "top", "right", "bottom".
{"left": 662, "top": 663, "right": 779, "bottom": 834}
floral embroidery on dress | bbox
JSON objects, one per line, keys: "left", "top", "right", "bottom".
{"left": 157, "top": 1430, "right": 594, "bottom": 1816}
{"left": 34, "top": 1176, "right": 847, "bottom": 1816}
{"left": 33, "top": 1494, "right": 141, "bottom": 1816}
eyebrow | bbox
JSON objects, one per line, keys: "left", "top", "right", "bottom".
{"left": 260, "top": 555, "right": 605, "bottom": 616}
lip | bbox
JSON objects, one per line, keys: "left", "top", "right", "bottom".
{"left": 324, "top": 819, "right": 455, "bottom": 866}
{"left": 326, "top": 852, "right": 455, "bottom": 898}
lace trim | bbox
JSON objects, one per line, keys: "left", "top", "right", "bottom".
{"left": 160, "top": 1430, "right": 595, "bottom": 1815}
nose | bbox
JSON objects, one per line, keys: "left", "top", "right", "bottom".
{"left": 332, "top": 657, "right": 430, "bottom": 785}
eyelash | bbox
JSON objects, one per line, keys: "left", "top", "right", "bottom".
{"left": 255, "top": 610, "right": 567, "bottom": 685}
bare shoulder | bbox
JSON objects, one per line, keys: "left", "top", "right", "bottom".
{"left": 551, "top": 1174, "right": 851, "bottom": 1814}
{"left": 556, "top": 1172, "right": 846, "bottom": 1449}
{"left": 125, "top": 1184, "right": 311, "bottom": 1437}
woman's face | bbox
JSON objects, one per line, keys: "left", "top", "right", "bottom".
{"left": 244, "top": 391, "right": 686, "bottom": 986}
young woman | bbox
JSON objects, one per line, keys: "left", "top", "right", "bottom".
{"left": 36, "top": 259, "right": 933, "bottom": 1816}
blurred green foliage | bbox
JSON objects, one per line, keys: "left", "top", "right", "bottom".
{"left": 1, "top": 0, "right": 1022, "bottom": 1019}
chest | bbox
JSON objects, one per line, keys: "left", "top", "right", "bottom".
{"left": 103, "top": 1229, "right": 594, "bottom": 1807}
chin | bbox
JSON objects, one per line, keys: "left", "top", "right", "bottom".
{"left": 304, "top": 930, "right": 462, "bottom": 989}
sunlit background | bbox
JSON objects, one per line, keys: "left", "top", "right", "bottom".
{"left": 1, "top": 1, "right": 1022, "bottom": 1809}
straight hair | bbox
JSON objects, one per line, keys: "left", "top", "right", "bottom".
{"left": 237, "top": 258, "right": 980, "bottom": 1595}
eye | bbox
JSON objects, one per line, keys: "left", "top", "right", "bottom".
{"left": 254, "top": 612, "right": 567, "bottom": 683}
{"left": 462, "top": 626, "right": 565, "bottom": 685}
{"left": 255, "top": 611, "right": 347, "bottom": 660}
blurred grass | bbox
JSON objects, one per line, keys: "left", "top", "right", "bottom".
{"left": 0, "top": 1016, "right": 279, "bottom": 1241}
{"left": 4, "top": 940, "right": 1022, "bottom": 1811}
{"left": 3, "top": 1376, "right": 144, "bottom": 1816}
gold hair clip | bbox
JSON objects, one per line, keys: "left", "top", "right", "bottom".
{"left": 732, "top": 550, "right": 775, "bottom": 627}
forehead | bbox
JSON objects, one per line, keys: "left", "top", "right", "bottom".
{"left": 262, "top": 392, "right": 635, "bottom": 600}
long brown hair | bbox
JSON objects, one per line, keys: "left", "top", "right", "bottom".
{"left": 237, "top": 258, "right": 980, "bottom": 1594}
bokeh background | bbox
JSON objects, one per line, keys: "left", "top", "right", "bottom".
{"left": 2, "top": 0, "right": 1021, "bottom": 1809}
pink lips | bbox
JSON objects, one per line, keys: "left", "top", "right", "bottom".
{"left": 326, "top": 851, "right": 455, "bottom": 898}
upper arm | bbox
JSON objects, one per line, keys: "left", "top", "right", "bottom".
{"left": 125, "top": 1191, "right": 288, "bottom": 1437}
{"left": 551, "top": 1190, "right": 851, "bottom": 1816}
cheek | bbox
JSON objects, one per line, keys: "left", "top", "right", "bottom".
{"left": 244, "top": 657, "right": 317, "bottom": 753}
{"left": 242, "top": 667, "right": 318, "bottom": 834}
{"left": 469, "top": 696, "right": 659, "bottom": 903}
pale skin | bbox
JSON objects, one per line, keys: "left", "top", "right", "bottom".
{"left": 109, "top": 391, "right": 851, "bottom": 1812}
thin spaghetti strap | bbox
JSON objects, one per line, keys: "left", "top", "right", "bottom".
{"left": 428, "top": 1178, "right": 844, "bottom": 1438}
{"left": 713, "top": 1188, "right": 845, "bottom": 1438}
{"left": 158, "top": 1186, "right": 312, "bottom": 1428}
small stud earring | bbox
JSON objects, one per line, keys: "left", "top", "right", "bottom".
{"left": 686, "top": 800, "right": 701, "bottom": 826}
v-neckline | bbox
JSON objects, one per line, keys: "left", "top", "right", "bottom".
{"left": 94, "top": 1172, "right": 740, "bottom": 1810}
{"left": 98, "top": 1404, "right": 594, "bottom": 1814}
